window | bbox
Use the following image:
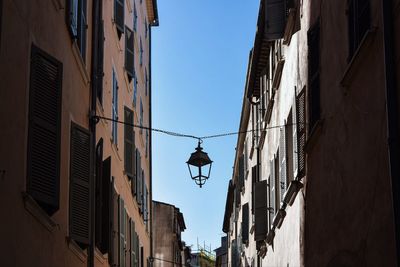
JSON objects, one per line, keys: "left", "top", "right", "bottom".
{"left": 133, "top": 2, "right": 138, "bottom": 32}
{"left": 97, "top": 20, "right": 105, "bottom": 104}
{"left": 124, "top": 107, "right": 135, "bottom": 179}
{"left": 27, "top": 45, "right": 62, "bottom": 216}
{"left": 286, "top": 110, "right": 295, "bottom": 183}
{"left": 348, "top": 0, "right": 371, "bottom": 60}
{"left": 279, "top": 126, "right": 288, "bottom": 201}
{"left": 265, "top": 0, "right": 286, "bottom": 40}
{"left": 139, "top": 38, "right": 143, "bottom": 66}
{"left": 69, "top": 123, "right": 91, "bottom": 247}
{"left": 125, "top": 26, "right": 135, "bottom": 80}
{"left": 67, "top": 0, "right": 87, "bottom": 60}
{"left": 139, "top": 99, "right": 143, "bottom": 135}
{"left": 254, "top": 180, "right": 268, "bottom": 242}
{"left": 114, "top": 0, "right": 125, "bottom": 38}
{"left": 112, "top": 69, "right": 119, "bottom": 145}
{"left": 308, "top": 20, "right": 321, "bottom": 131}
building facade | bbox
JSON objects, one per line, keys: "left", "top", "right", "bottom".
{"left": 0, "top": 0, "right": 158, "bottom": 266}
{"left": 214, "top": 236, "right": 228, "bottom": 267}
{"left": 222, "top": 0, "right": 400, "bottom": 266}
{"left": 152, "top": 201, "right": 186, "bottom": 267}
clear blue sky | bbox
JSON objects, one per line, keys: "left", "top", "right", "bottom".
{"left": 152, "top": 0, "right": 259, "bottom": 252}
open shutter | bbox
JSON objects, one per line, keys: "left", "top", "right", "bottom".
{"left": 265, "top": 0, "right": 286, "bottom": 40}
{"left": 136, "top": 153, "right": 142, "bottom": 208}
{"left": 27, "top": 45, "right": 62, "bottom": 216}
{"left": 125, "top": 26, "right": 134, "bottom": 80}
{"left": 98, "top": 156, "right": 111, "bottom": 254}
{"left": 95, "top": 139, "right": 104, "bottom": 251}
{"left": 238, "top": 155, "right": 245, "bottom": 190}
{"left": 296, "top": 89, "right": 306, "bottom": 179}
{"left": 78, "top": 0, "right": 87, "bottom": 59}
{"left": 124, "top": 107, "right": 135, "bottom": 178}
{"left": 110, "top": 183, "right": 119, "bottom": 266}
{"left": 270, "top": 159, "right": 276, "bottom": 223}
{"left": 242, "top": 203, "right": 249, "bottom": 244}
{"left": 97, "top": 19, "right": 105, "bottom": 103}
{"left": 279, "top": 127, "right": 287, "bottom": 201}
{"left": 130, "top": 220, "right": 137, "bottom": 267}
{"left": 251, "top": 166, "right": 257, "bottom": 215}
{"left": 126, "top": 217, "right": 131, "bottom": 267}
{"left": 119, "top": 197, "right": 126, "bottom": 267}
{"left": 67, "top": 0, "right": 78, "bottom": 37}
{"left": 136, "top": 233, "right": 140, "bottom": 267}
{"left": 69, "top": 124, "right": 90, "bottom": 245}
{"left": 254, "top": 180, "right": 268, "bottom": 241}
{"left": 292, "top": 97, "right": 298, "bottom": 177}
{"left": 114, "top": 0, "right": 125, "bottom": 36}
{"left": 132, "top": 149, "right": 138, "bottom": 196}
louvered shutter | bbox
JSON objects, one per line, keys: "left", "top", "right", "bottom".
{"left": 238, "top": 155, "right": 245, "bottom": 190}
{"left": 119, "top": 197, "right": 126, "bottom": 267}
{"left": 132, "top": 149, "right": 138, "bottom": 196}
{"left": 136, "top": 153, "right": 142, "bottom": 208}
{"left": 69, "top": 124, "right": 90, "bottom": 245}
{"left": 125, "top": 26, "right": 134, "bottom": 79}
{"left": 114, "top": 0, "right": 124, "bottom": 36}
{"left": 279, "top": 127, "right": 287, "bottom": 201}
{"left": 135, "top": 233, "right": 140, "bottom": 267}
{"left": 111, "top": 185, "right": 119, "bottom": 266}
{"left": 242, "top": 203, "right": 249, "bottom": 244}
{"left": 78, "top": 0, "right": 87, "bottom": 60}
{"left": 308, "top": 21, "right": 321, "bottom": 129}
{"left": 126, "top": 217, "right": 131, "bottom": 267}
{"left": 143, "top": 183, "right": 147, "bottom": 221}
{"left": 97, "top": 20, "right": 105, "bottom": 103}
{"left": 265, "top": 0, "right": 286, "bottom": 40}
{"left": 95, "top": 139, "right": 104, "bottom": 251}
{"left": 254, "top": 180, "right": 268, "bottom": 241}
{"left": 131, "top": 220, "right": 137, "bottom": 267}
{"left": 99, "top": 156, "right": 111, "bottom": 254}
{"left": 251, "top": 166, "right": 257, "bottom": 215}
{"left": 27, "top": 45, "right": 62, "bottom": 216}
{"left": 67, "top": 0, "right": 78, "bottom": 37}
{"left": 124, "top": 107, "right": 135, "bottom": 178}
{"left": 296, "top": 89, "right": 306, "bottom": 179}
{"left": 270, "top": 159, "right": 276, "bottom": 220}
{"left": 292, "top": 97, "right": 298, "bottom": 177}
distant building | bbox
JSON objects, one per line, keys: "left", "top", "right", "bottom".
{"left": 214, "top": 236, "right": 228, "bottom": 267}
{"left": 153, "top": 201, "right": 187, "bottom": 267}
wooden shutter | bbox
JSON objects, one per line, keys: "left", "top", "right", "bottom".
{"left": 99, "top": 156, "right": 111, "bottom": 254}
{"left": 126, "top": 217, "right": 131, "bottom": 267}
{"left": 270, "top": 160, "right": 276, "bottom": 219}
{"left": 140, "top": 246, "right": 144, "bottom": 267}
{"left": 119, "top": 197, "right": 126, "bottom": 267}
{"left": 265, "top": 0, "right": 286, "bottom": 40}
{"left": 238, "top": 155, "right": 244, "bottom": 190}
{"left": 308, "top": 20, "right": 321, "bottom": 130}
{"left": 251, "top": 166, "right": 257, "bottom": 215}
{"left": 67, "top": 0, "right": 78, "bottom": 37}
{"left": 95, "top": 139, "right": 104, "bottom": 251}
{"left": 124, "top": 107, "right": 135, "bottom": 178}
{"left": 132, "top": 148, "right": 139, "bottom": 196}
{"left": 130, "top": 220, "right": 137, "bottom": 267}
{"left": 135, "top": 233, "right": 140, "bottom": 267}
{"left": 97, "top": 20, "right": 105, "bottom": 103}
{"left": 114, "top": 0, "right": 125, "bottom": 36}
{"left": 136, "top": 152, "right": 142, "bottom": 207}
{"left": 296, "top": 89, "right": 306, "bottom": 179}
{"left": 242, "top": 203, "right": 249, "bottom": 244}
{"left": 279, "top": 127, "right": 287, "bottom": 201}
{"left": 69, "top": 123, "right": 90, "bottom": 245}
{"left": 125, "top": 26, "right": 134, "bottom": 79}
{"left": 110, "top": 183, "right": 119, "bottom": 266}
{"left": 78, "top": 0, "right": 87, "bottom": 59}
{"left": 27, "top": 45, "right": 62, "bottom": 216}
{"left": 254, "top": 180, "right": 268, "bottom": 241}
{"left": 292, "top": 96, "right": 298, "bottom": 177}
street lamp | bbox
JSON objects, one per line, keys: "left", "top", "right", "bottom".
{"left": 186, "top": 140, "right": 213, "bottom": 188}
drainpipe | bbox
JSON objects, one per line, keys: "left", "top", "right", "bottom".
{"left": 89, "top": 0, "right": 101, "bottom": 267}
{"left": 382, "top": 0, "right": 400, "bottom": 265}
{"left": 149, "top": 25, "right": 154, "bottom": 267}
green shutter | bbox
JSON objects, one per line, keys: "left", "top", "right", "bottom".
{"left": 124, "top": 107, "right": 135, "bottom": 178}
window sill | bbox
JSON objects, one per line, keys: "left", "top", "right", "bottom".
{"left": 283, "top": 8, "right": 296, "bottom": 45}
{"left": 71, "top": 40, "right": 90, "bottom": 85}
{"left": 304, "top": 118, "right": 324, "bottom": 153}
{"left": 111, "top": 19, "right": 123, "bottom": 52}
{"left": 67, "top": 237, "right": 87, "bottom": 263}
{"left": 272, "top": 208, "right": 286, "bottom": 229}
{"left": 124, "top": 71, "right": 133, "bottom": 93}
{"left": 94, "top": 248, "right": 108, "bottom": 264}
{"left": 340, "top": 27, "right": 377, "bottom": 90}
{"left": 22, "top": 192, "right": 58, "bottom": 233}
{"left": 110, "top": 137, "right": 122, "bottom": 161}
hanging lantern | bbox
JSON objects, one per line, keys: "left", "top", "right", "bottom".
{"left": 186, "top": 140, "right": 213, "bottom": 188}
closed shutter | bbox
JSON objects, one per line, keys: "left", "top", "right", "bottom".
{"left": 97, "top": 19, "right": 105, "bottom": 103}
{"left": 77, "top": 0, "right": 87, "bottom": 60}
{"left": 279, "top": 127, "right": 287, "bottom": 201}
{"left": 265, "top": 0, "right": 286, "bottom": 40}
{"left": 69, "top": 123, "right": 90, "bottom": 245}
{"left": 308, "top": 21, "right": 321, "bottom": 130}
{"left": 251, "top": 166, "right": 257, "bottom": 215}
{"left": 114, "top": 0, "right": 124, "bottom": 36}
{"left": 119, "top": 197, "right": 126, "bottom": 267}
{"left": 27, "top": 45, "right": 62, "bottom": 216}
{"left": 242, "top": 203, "right": 249, "bottom": 244}
{"left": 254, "top": 180, "right": 268, "bottom": 241}
{"left": 296, "top": 89, "right": 306, "bottom": 179}
{"left": 140, "top": 246, "right": 144, "bottom": 267}
{"left": 99, "top": 156, "right": 111, "bottom": 254}
{"left": 125, "top": 26, "right": 134, "bottom": 80}
{"left": 124, "top": 107, "right": 135, "bottom": 178}
{"left": 95, "top": 139, "right": 104, "bottom": 251}
{"left": 238, "top": 155, "right": 244, "bottom": 190}
{"left": 67, "top": 0, "right": 78, "bottom": 37}
{"left": 110, "top": 183, "right": 119, "bottom": 266}
{"left": 130, "top": 220, "right": 137, "bottom": 267}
